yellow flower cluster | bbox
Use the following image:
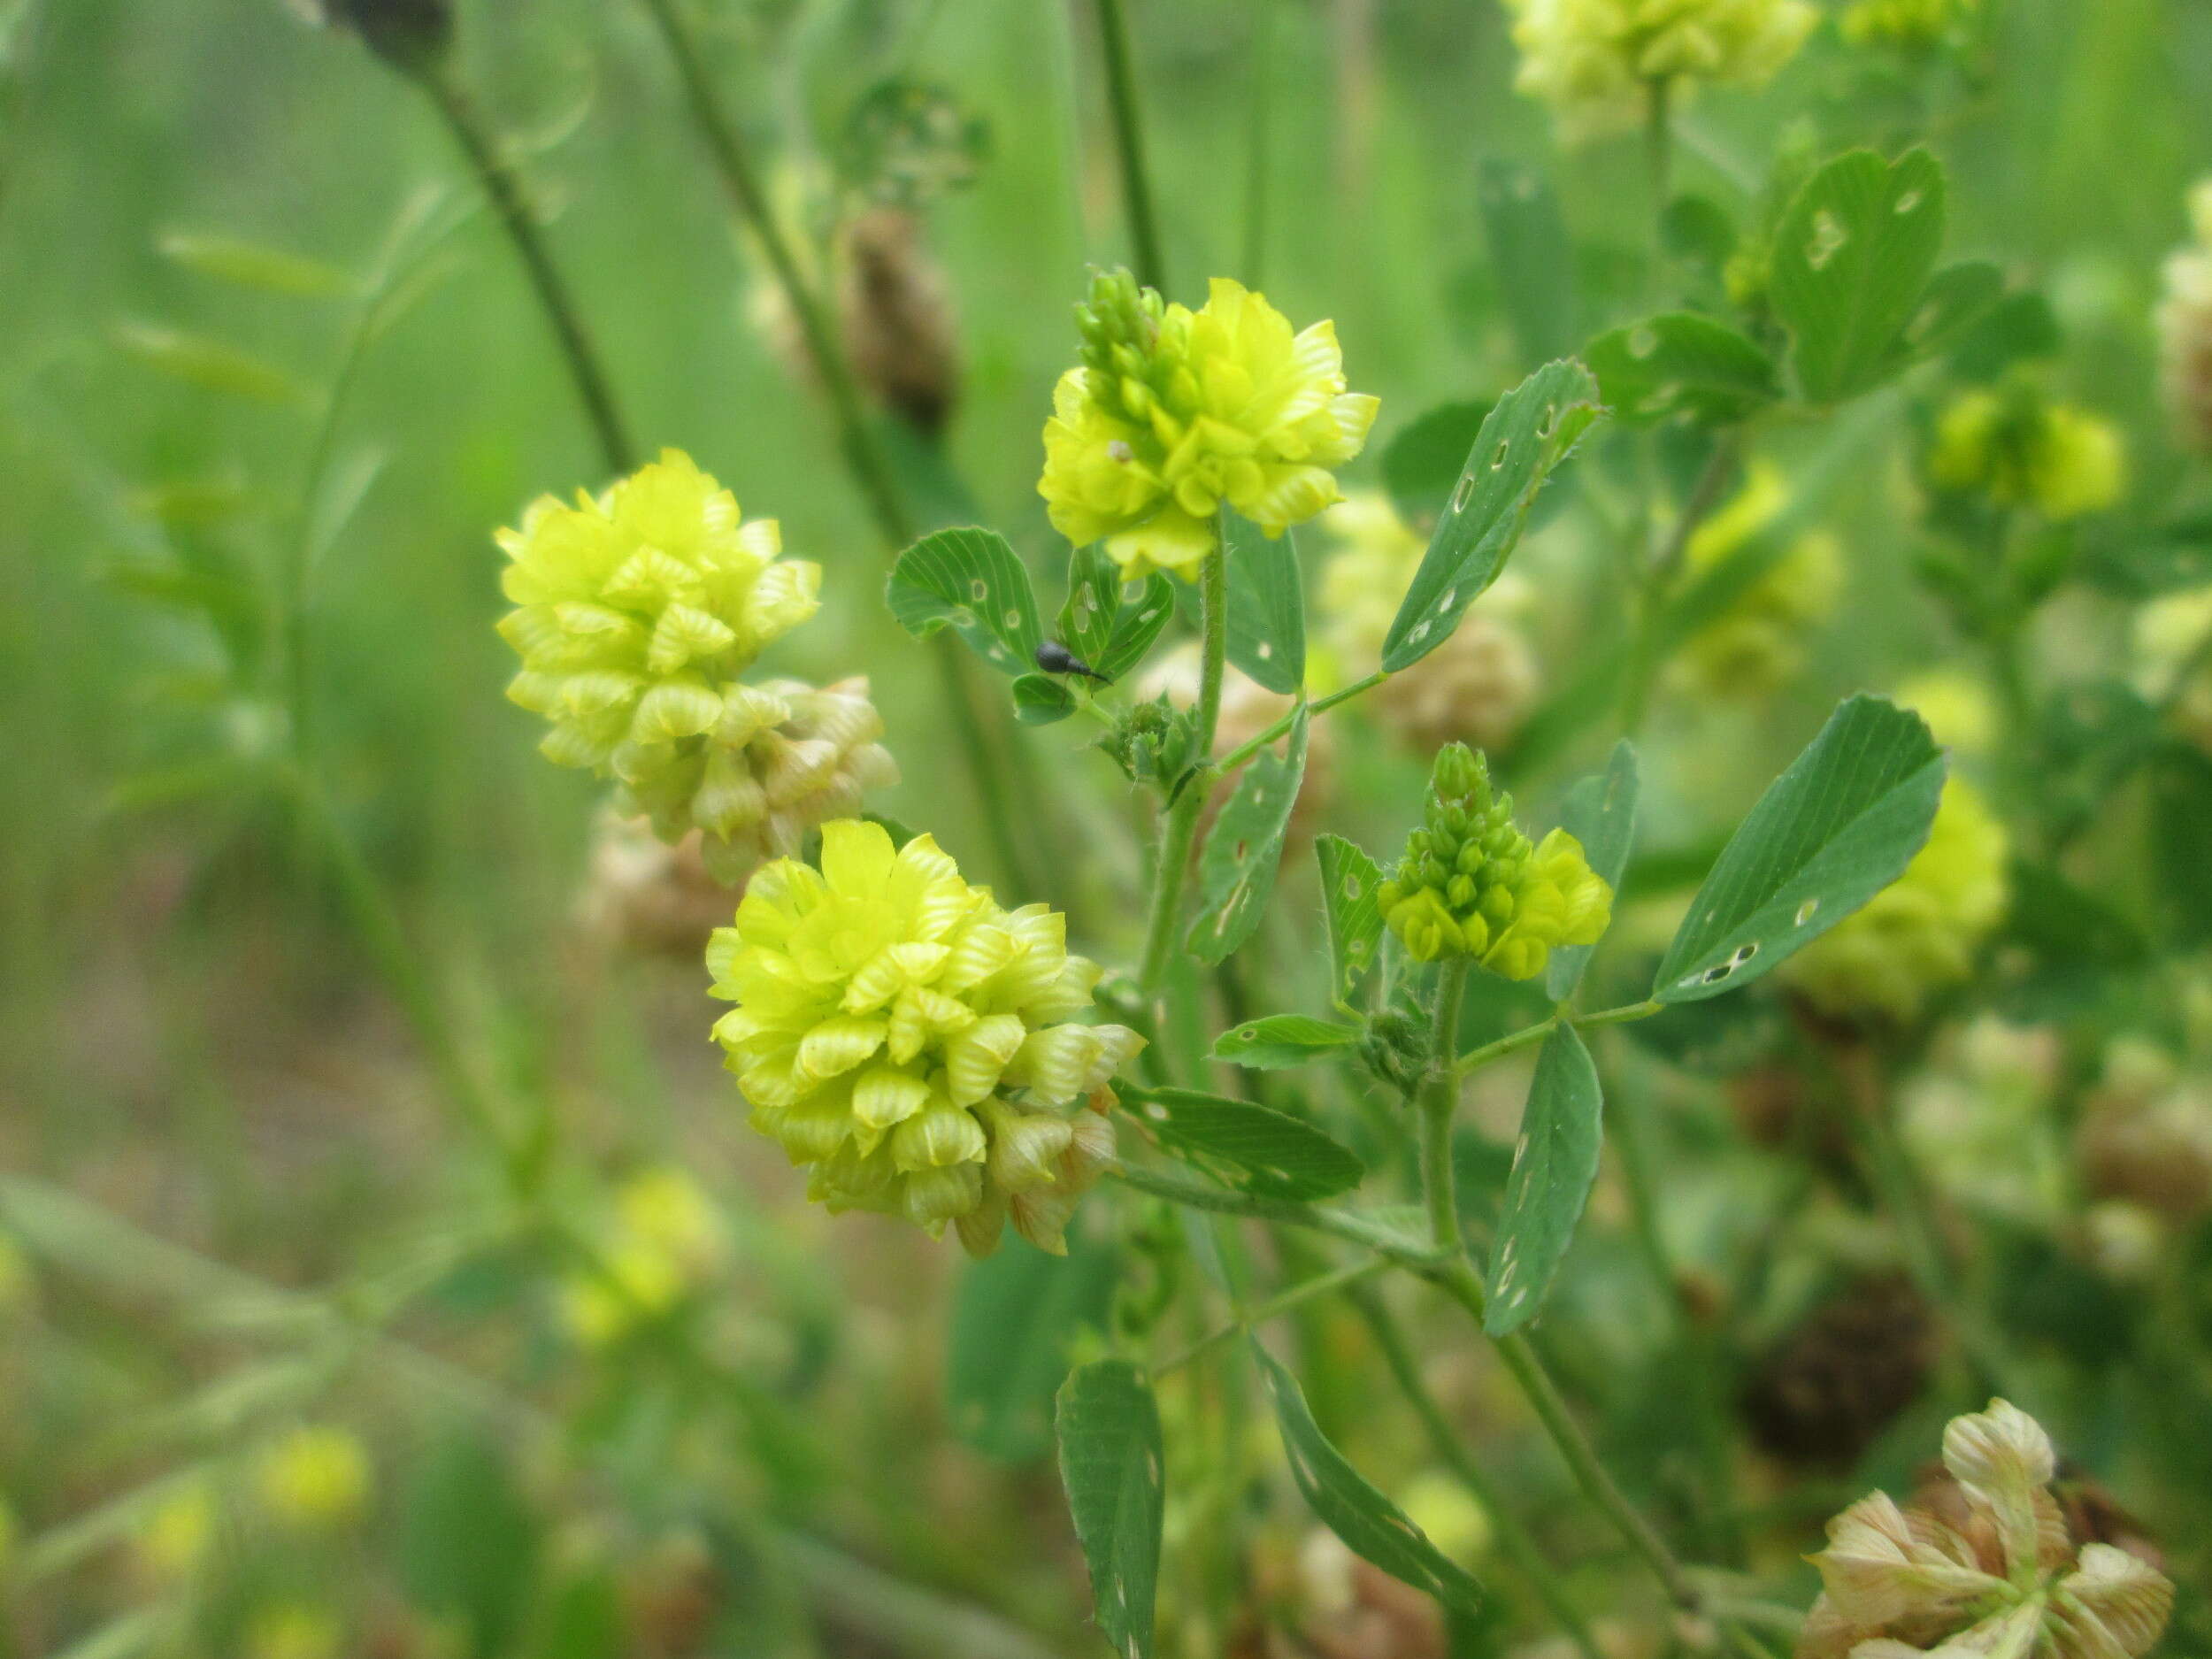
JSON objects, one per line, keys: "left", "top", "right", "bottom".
{"left": 1503, "top": 0, "right": 1817, "bottom": 138}
{"left": 1803, "top": 1400, "right": 2172, "bottom": 1659}
{"left": 496, "top": 449, "right": 895, "bottom": 880}
{"left": 560, "top": 1166, "right": 727, "bottom": 1348}
{"left": 1040, "top": 271, "right": 1378, "bottom": 580}
{"left": 1781, "top": 777, "right": 2008, "bottom": 1021}
{"left": 1317, "top": 494, "right": 1540, "bottom": 753}
{"left": 255, "top": 1426, "right": 373, "bottom": 1531}
{"left": 1928, "top": 388, "right": 2127, "bottom": 522}
{"left": 1673, "top": 464, "right": 1842, "bottom": 700}
{"left": 1378, "top": 745, "right": 1612, "bottom": 978}
{"left": 2159, "top": 181, "right": 2212, "bottom": 455}
{"left": 709, "top": 820, "right": 1141, "bottom": 1253}
{"left": 2134, "top": 585, "right": 2212, "bottom": 756}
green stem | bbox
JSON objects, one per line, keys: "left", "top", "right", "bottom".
{"left": 1455, "top": 1000, "right": 1660, "bottom": 1075}
{"left": 1351, "top": 1286, "right": 1608, "bottom": 1659}
{"left": 1240, "top": 0, "right": 1273, "bottom": 288}
{"left": 1212, "top": 668, "right": 1387, "bottom": 776}
{"left": 1421, "top": 959, "right": 1472, "bottom": 1255}
{"left": 1092, "top": 0, "right": 1167, "bottom": 292}
{"left": 1106, "top": 1164, "right": 1439, "bottom": 1269}
{"left": 419, "top": 68, "right": 634, "bottom": 476}
{"left": 1155, "top": 1256, "right": 1386, "bottom": 1373}
{"left": 1135, "top": 541, "right": 1230, "bottom": 993}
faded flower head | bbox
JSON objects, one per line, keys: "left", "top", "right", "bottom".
{"left": 1039, "top": 270, "right": 1379, "bottom": 580}
{"left": 1841, "top": 0, "right": 1977, "bottom": 50}
{"left": 255, "top": 1425, "right": 373, "bottom": 1532}
{"left": 708, "top": 820, "right": 1141, "bottom": 1254}
{"left": 1673, "top": 462, "right": 1843, "bottom": 700}
{"left": 1504, "top": 0, "right": 1818, "bottom": 139}
{"left": 1378, "top": 744, "right": 1612, "bottom": 978}
{"left": 2156, "top": 180, "right": 2212, "bottom": 456}
{"left": 1317, "top": 493, "right": 1540, "bottom": 753}
{"left": 1800, "top": 1400, "right": 2172, "bottom": 1659}
{"left": 1782, "top": 777, "right": 2008, "bottom": 1022}
{"left": 1928, "top": 387, "right": 2127, "bottom": 522}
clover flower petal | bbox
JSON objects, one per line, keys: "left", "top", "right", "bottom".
{"left": 709, "top": 820, "right": 1141, "bottom": 1253}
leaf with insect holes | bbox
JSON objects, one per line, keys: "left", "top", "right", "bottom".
{"left": 1316, "top": 834, "right": 1386, "bottom": 1007}
{"left": 1251, "top": 1342, "right": 1486, "bottom": 1618}
{"left": 1479, "top": 158, "right": 1578, "bottom": 369}
{"left": 1210, "top": 1015, "right": 1362, "bottom": 1070}
{"left": 1546, "top": 741, "right": 1640, "bottom": 1001}
{"left": 1118, "top": 1084, "right": 1364, "bottom": 1201}
{"left": 1655, "top": 695, "right": 1946, "bottom": 1002}
{"left": 1484, "top": 1025, "right": 1602, "bottom": 1337}
{"left": 1770, "top": 148, "right": 1957, "bottom": 404}
{"left": 1012, "top": 673, "right": 1077, "bottom": 725}
{"left": 948, "top": 1233, "right": 1118, "bottom": 1461}
{"left": 886, "top": 526, "right": 1043, "bottom": 676}
{"left": 1382, "top": 361, "right": 1602, "bottom": 672}
{"left": 1186, "top": 707, "right": 1308, "bottom": 964}
{"left": 1585, "top": 312, "right": 1779, "bottom": 425}
{"left": 1056, "top": 1360, "right": 1164, "bottom": 1659}
{"left": 1059, "top": 543, "right": 1176, "bottom": 682}
{"left": 1224, "top": 511, "right": 1306, "bottom": 695}
{"left": 1383, "top": 400, "right": 1495, "bottom": 535}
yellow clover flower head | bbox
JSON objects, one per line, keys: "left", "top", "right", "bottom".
{"left": 1781, "top": 776, "right": 2008, "bottom": 1022}
{"left": 255, "top": 1425, "right": 373, "bottom": 1531}
{"left": 1377, "top": 744, "right": 1612, "bottom": 979}
{"left": 1504, "top": 0, "right": 1818, "bottom": 140}
{"left": 1801, "top": 1400, "right": 2172, "bottom": 1659}
{"left": 708, "top": 819, "right": 1142, "bottom": 1254}
{"left": 497, "top": 451, "right": 895, "bottom": 879}
{"left": 1674, "top": 463, "right": 1842, "bottom": 700}
{"left": 1040, "top": 269, "right": 1379, "bottom": 580}
{"left": 1928, "top": 386, "right": 2127, "bottom": 522}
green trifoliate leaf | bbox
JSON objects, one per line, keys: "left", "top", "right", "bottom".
{"left": 1056, "top": 1360, "right": 1164, "bottom": 1659}
{"left": 1546, "top": 741, "right": 1640, "bottom": 1002}
{"left": 1251, "top": 1342, "right": 1486, "bottom": 1618}
{"left": 1058, "top": 542, "right": 1175, "bottom": 682}
{"left": 1382, "top": 361, "right": 1603, "bottom": 672}
{"left": 948, "top": 1233, "right": 1118, "bottom": 1462}
{"left": 1654, "top": 695, "right": 1946, "bottom": 1002}
{"left": 1770, "top": 148, "right": 1982, "bottom": 403}
{"left": 1223, "top": 511, "right": 1306, "bottom": 695}
{"left": 1011, "top": 672, "right": 1077, "bottom": 725}
{"left": 1316, "top": 833, "right": 1386, "bottom": 1008}
{"left": 1586, "top": 313, "right": 1779, "bottom": 425}
{"left": 1186, "top": 707, "right": 1308, "bottom": 964}
{"left": 1479, "top": 158, "right": 1578, "bottom": 369}
{"left": 1118, "top": 1084, "right": 1363, "bottom": 1202}
{"left": 1484, "top": 1024, "right": 1602, "bottom": 1337}
{"left": 1210, "top": 1015, "right": 1363, "bottom": 1070}
{"left": 886, "top": 526, "right": 1043, "bottom": 676}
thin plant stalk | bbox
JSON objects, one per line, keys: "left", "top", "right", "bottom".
{"left": 418, "top": 68, "right": 636, "bottom": 476}
{"left": 1091, "top": 0, "right": 1168, "bottom": 292}
{"left": 1136, "top": 539, "right": 1229, "bottom": 994}
{"left": 1240, "top": 0, "right": 1274, "bottom": 288}
{"left": 1351, "top": 1286, "right": 1609, "bottom": 1659}
{"left": 630, "top": 0, "right": 1047, "bottom": 902}
{"left": 1420, "top": 958, "right": 1472, "bottom": 1255}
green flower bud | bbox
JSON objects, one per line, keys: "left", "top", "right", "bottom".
{"left": 1379, "top": 749, "right": 1612, "bottom": 979}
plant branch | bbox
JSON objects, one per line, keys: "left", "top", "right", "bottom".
{"left": 1455, "top": 1000, "right": 1661, "bottom": 1076}
{"left": 1154, "top": 1256, "right": 1387, "bottom": 1373}
{"left": 419, "top": 68, "right": 634, "bottom": 477}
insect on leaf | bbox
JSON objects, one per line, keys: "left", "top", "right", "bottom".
{"left": 1059, "top": 542, "right": 1175, "bottom": 681}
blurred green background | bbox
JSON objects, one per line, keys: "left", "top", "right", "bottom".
{"left": 4, "top": 0, "right": 2211, "bottom": 1655}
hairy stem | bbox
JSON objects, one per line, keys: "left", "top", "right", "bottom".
{"left": 1421, "top": 958, "right": 1472, "bottom": 1255}
{"left": 1091, "top": 0, "right": 1167, "bottom": 292}
{"left": 419, "top": 68, "right": 634, "bottom": 477}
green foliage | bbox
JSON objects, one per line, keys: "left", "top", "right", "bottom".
{"left": 1223, "top": 511, "right": 1306, "bottom": 695}
{"left": 886, "top": 526, "right": 1043, "bottom": 675}
{"left": 1655, "top": 695, "right": 1947, "bottom": 1002}
{"left": 1484, "top": 1025, "right": 1602, "bottom": 1337}
{"left": 1186, "top": 708, "right": 1308, "bottom": 964}
{"left": 1478, "top": 158, "right": 1578, "bottom": 368}
{"left": 1585, "top": 312, "right": 1779, "bottom": 425}
{"left": 1056, "top": 1360, "right": 1164, "bottom": 1659}
{"left": 1315, "top": 833, "right": 1387, "bottom": 1008}
{"left": 948, "top": 1233, "right": 1120, "bottom": 1462}
{"left": 1117, "top": 1085, "right": 1365, "bottom": 1201}
{"left": 1545, "top": 741, "right": 1639, "bottom": 1002}
{"left": 1210, "top": 1014, "right": 1362, "bottom": 1069}
{"left": 1059, "top": 542, "right": 1176, "bottom": 681}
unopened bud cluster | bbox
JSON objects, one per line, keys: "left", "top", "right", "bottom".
{"left": 496, "top": 450, "right": 895, "bottom": 882}
{"left": 1377, "top": 744, "right": 1611, "bottom": 979}
{"left": 1040, "top": 271, "right": 1379, "bottom": 580}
